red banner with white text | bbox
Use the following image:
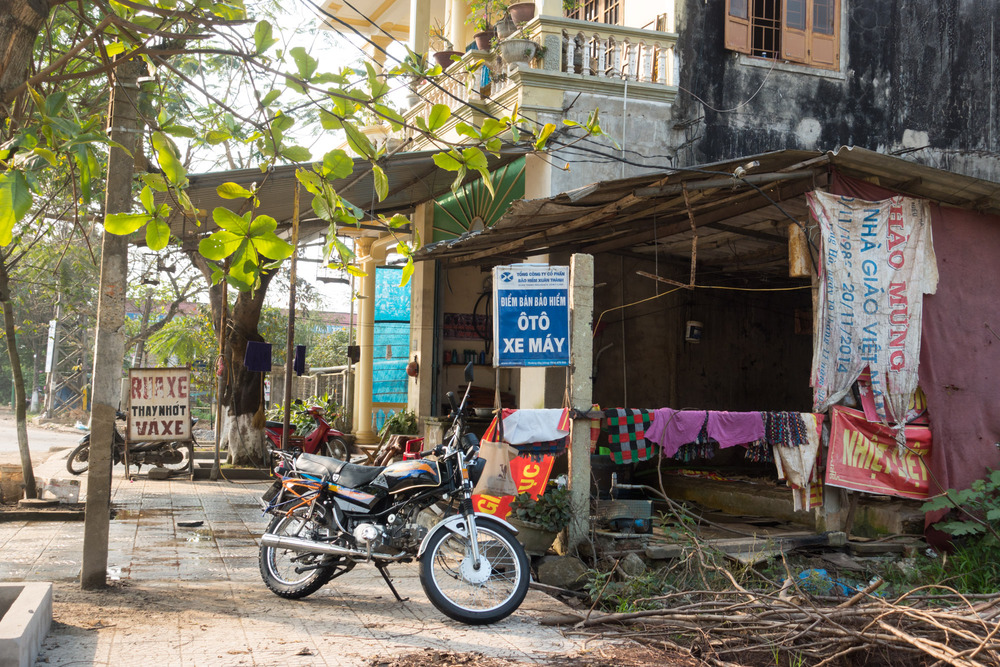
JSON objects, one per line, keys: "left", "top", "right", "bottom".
{"left": 473, "top": 455, "right": 555, "bottom": 518}
{"left": 826, "top": 406, "right": 932, "bottom": 499}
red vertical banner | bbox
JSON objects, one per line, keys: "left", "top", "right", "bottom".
{"left": 473, "top": 455, "right": 555, "bottom": 518}
{"left": 826, "top": 406, "right": 932, "bottom": 499}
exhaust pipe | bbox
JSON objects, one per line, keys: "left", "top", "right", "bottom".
{"left": 260, "top": 533, "right": 409, "bottom": 561}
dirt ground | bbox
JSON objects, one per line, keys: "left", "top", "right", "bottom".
{"left": 367, "top": 646, "right": 702, "bottom": 667}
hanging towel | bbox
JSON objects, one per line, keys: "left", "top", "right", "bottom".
{"left": 293, "top": 345, "right": 306, "bottom": 376}
{"left": 707, "top": 411, "right": 766, "bottom": 448}
{"left": 603, "top": 408, "right": 654, "bottom": 464}
{"left": 645, "top": 408, "right": 707, "bottom": 458}
{"left": 243, "top": 341, "right": 272, "bottom": 372}
{"left": 772, "top": 413, "right": 822, "bottom": 511}
{"left": 500, "top": 408, "right": 571, "bottom": 444}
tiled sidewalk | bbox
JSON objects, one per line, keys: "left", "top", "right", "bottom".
{"left": 0, "top": 455, "right": 594, "bottom": 666}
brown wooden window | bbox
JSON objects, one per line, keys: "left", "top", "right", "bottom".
{"left": 567, "top": 0, "right": 623, "bottom": 26}
{"left": 725, "top": 0, "right": 840, "bottom": 69}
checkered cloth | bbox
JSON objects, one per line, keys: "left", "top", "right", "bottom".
{"left": 603, "top": 408, "right": 654, "bottom": 464}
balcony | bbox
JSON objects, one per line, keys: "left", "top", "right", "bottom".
{"left": 404, "top": 15, "right": 678, "bottom": 139}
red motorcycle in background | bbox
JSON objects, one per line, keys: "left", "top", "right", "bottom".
{"left": 265, "top": 406, "right": 350, "bottom": 461}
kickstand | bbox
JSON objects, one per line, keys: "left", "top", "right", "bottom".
{"left": 376, "top": 563, "right": 408, "bottom": 602}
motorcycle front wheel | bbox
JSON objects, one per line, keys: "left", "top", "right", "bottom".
{"left": 419, "top": 521, "right": 530, "bottom": 625}
{"left": 66, "top": 440, "right": 90, "bottom": 475}
{"left": 259, "top": 506, "right": 339, "bottom": 599}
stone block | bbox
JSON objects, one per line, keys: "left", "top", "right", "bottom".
{"left": 0, "top": 582, "right": 53, "bottom": 667}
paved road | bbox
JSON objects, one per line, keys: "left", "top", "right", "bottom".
{"left": 0, "top": 418, "right": 83, "bottom": 463}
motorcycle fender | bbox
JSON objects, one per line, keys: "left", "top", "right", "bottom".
{"left": 417, "top": 512, "right": 519, "bottom": 559}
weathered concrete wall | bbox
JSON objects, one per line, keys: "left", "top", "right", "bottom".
{"left": 673, "top": 0, "right": 1000, "bottom": 180}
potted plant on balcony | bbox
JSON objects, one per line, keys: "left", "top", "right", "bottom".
{"left": 467, "top": 0, "right": 507, "bottom": 47}
{"left": 430, "top": 21, "right": 462, "bottom": 69}
{"left": 498, "top": 37, "right": 538, "bottom": 65}
{"left": 507, "top": 483, "right": 572, "bottom": 555}
{"left": 507, "top": 1, "right": 536, "bottom": 25}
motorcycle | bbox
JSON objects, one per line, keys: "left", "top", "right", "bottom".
{"left": 264, "top": 405, "right": 349, "bottom": 461}
{"left": 66, "top": 410, "right": 194, "bottom": 475}
{"left": 257, "top": 363, "right": 530, "bottom": 625}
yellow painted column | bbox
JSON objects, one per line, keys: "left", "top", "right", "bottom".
{"left": 354, "top": 237, "right": 379, "bottom": 445}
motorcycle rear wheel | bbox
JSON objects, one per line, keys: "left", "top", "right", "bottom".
{"left": 259, "top": 506, "right": 339, "bottom": 599}
{"left": 155, "top": 443, "right": 191, "bottom": 471}
{"left": 419, "top": 521, "right": 529, "bottom": 625}
{"left": 66, "top": 440, "right": 90, "bottom": 475}
{"left": 319, "top": 437, "right": 349, "bottom": 461}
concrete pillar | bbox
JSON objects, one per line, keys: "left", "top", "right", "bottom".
{"left": 353, "top": 236, "right": 379, "bottom": 445}
{"left": 364, "top": 34, "right": 394, "bottom": 74}
{"left": 566, "top": 253, "right": 594, "bottom": 550}
{"left": 537, "top": 0, "right": 561, "bottom": 16}
{"left": 408, "top": 202, "right": 436, "bottom": 420}
{"left": 409, "top": 0, "right": 432, "bottom": 54}
{"left": 449, "top": 0, "right": 466, "bottom": 52}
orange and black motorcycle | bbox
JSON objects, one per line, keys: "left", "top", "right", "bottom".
{"left": 258, "top": 363, "right": 530, "bottom": 625}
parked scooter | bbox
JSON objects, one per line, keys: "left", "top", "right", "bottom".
{"left": 264, "top": 405, "right": 349, "bottom": 461}
{"left": 258, "top": 362, "right": 530, "bottom": 625}
{"left": 66, "top": 410, "right": 194, "bottom": 475}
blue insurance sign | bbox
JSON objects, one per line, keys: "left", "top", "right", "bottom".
{"left": 493, "top": 264, "right": 570, "bottom": 367}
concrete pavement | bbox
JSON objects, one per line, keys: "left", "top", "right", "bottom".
{"left": 0, "top": 452, "right": 599, "bottom": 666}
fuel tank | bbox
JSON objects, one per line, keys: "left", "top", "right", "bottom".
{"left": 381, "top": 459, "right": 442, "bottom": 494}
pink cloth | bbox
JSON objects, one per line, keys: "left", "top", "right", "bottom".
{"left": 646, "top": 408, "right": 706, "bottom": 458}
{"left": 706, "top": 411, "right": 765, "bottom": 448}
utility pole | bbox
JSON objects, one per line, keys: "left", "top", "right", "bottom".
{"left": 43, "top": 298, "right": 60, "bottom": 418}
{"left": 81, "top": 58, "right": 144, "bottom": 590}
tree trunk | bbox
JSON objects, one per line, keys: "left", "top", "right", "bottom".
{"left": 223, "top": 270, "right": 276, "bottom": 466}
{"left": 0, "top": 0, "right": 50, "bottom": 119}
{"left": 0, "top": 259, "right": 37, "bottom": 499}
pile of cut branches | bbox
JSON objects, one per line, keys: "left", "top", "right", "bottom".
{"left": 557, "top": 582, "right": 1000, "bottom": 667}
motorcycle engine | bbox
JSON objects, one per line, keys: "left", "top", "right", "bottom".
{"left": 382, "top": 511, "right": 428, "bottom": 551}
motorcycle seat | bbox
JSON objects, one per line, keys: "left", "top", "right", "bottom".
{"left": 295, "top": 453, "right": 385, "bottom": 488}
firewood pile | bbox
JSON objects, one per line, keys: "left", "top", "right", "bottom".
{"left": 555, "top": 578, "right": 1000, "bottom": 666}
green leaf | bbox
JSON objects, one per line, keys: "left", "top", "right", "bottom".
{"left": 145, "top": 219, "right": 171, "bottom": 250}
{"left": 986, "top": 508, "right": 1000, "bottom": 522}
{"left": 455, "top": 122, "right": 480, "bottom": 140}
{"left": 141, "top": 173, "right": 168, "bottom": 192}
{"left": 105, "top": 42, "right": 126, "bottom": 58}
{"left": 345, "top": 265, "right": 367, "bottom": 277}
{"left": 251, "top": 232, "right": 294, "bottom": 261}
{"left": 259, "top": 89, "right": 281, "bottom": 107}
{"left": 462, "top": 146, "right": 489, "bottom": 171}
{"left": 247, "top": 214, "right": 278, "bottom": 236}
{"left": 290, "top": 46, "right": 318, "bottom": 81}
{"left": 212, "top": 207, "right": 251, "bottom": 234}
{"left": 198, "top": 230, "right": 243, "bottom": 260}
{"left": 343, "top": 123, "right": 375, "bottom": 159}
{"left": 400, "top": 257, "right": 414, "bottom": 286}
{"left": 151, "top": 132, "right": 187, "bottom": 187}
{"left": 428, "top": 104, "right": 452, "bottom": 131}
{"left": 253, "top": 20, "right": 279, "bottom": 55}
{"left": 372, "top": 164, "right": 388, "bottom": 201}
{"left": 373, "top": 104, "right": 405, "bottom": 131}
{"left": 140, "top": 185, "right": 155, "bottom": 213}
{"left": 281, "top": 145, "right": 312, "bottom": 162}
{"left": 296, "top": 170, "right": 324, "bottom": 195}
{"left": 0, "top": 171, "right": 32, "bottom": 245}
{"left": 322, "top": 149, "right": 354, "bottom": 179}
{"left": 104, "top": 212, "right": 150, "bottom": 236}
{"left": 480, "top": 118, "right": 504, "bottom": 140}
{"left": 217, "top": 182, "right": 254, "bottom": 200}
{"left": 534, "top": 122, "right": 557, "bottom": 150}
{"left": 319, "top": 109, "right": 344, "bottom": 130}
{"left": 161, "top": 124, "right": 197, "bottom": 138}
{"left": 433, "top": 150, "right": 464, "bottom": 172}
{"left": 388, "top": 213, "right": 409, "bottom": 229}
{"left": 206, "top": 130, "right": 231, "bottom": 145}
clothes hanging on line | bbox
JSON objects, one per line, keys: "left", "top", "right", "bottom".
{"left": 644, "top": 408, "right": 707, "bottom": 458}
{"left": 707, "top": 411, "right": 766, "bottom": 448}
{"left": 763, "top": 411, "right": 810, "bottom": 448}
{"left": 602, "top": 408, "right": 654, "bottom": 464}
{"left": 772, "top": 413, "right": 824, "bottom": 511}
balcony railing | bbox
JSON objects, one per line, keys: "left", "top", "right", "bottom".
{"left": 406, "top": 15, "right": 677, "bottom": 121}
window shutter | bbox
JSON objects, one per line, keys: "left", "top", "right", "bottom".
{"left": 809, "top": 0, "right": 839, "bottom": 68}
{"left": 782, "top": 0, "right": 807, "bottom": 63}
{"left": 724, "top": 0, "right": 751, "bottom": 54}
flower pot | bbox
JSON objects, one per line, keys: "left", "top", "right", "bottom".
{"left": 508, "top": 2, "right": 536, "bottom": 24}
{"left": 433, "top": 50, "right": 463, "bottom": 69}
{"left": 508, "top": 517, "right": 559, "bottom": 556}
{"left": 495, "top": 15, "right": 516, "bottom": 39}
{"left": 498, "top": 38, "right": 538, "bottom": 65}
{"left": 474, "top": 30, "right": 494, "bottom": 51}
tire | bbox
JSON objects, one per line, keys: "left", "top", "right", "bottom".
{"left": 155, "top": 443, "right": 191, "bottom": 471}
{"left": 259, "top": 506, "right": 338, "bottom": 599}
{"left": 66, "top": 440, "right": 91, "bottom": 475}
{"left": 320, "top": 437, "right": 349, "bottom": 461}
{"left": 419, "top": 520, "right": 530, "bottom": 625}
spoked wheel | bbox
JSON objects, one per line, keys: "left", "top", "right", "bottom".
{"left": 66, "top": 440, "right": 91, "bottom": 475}
{"left": 259, "top": 506, "right": 347, "bottom": 599}
{"left": 320, "top": 437, "right": 349, "bottom": 461}
{"left": 419, "top": 520, "right": 530, "bottom": 625}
